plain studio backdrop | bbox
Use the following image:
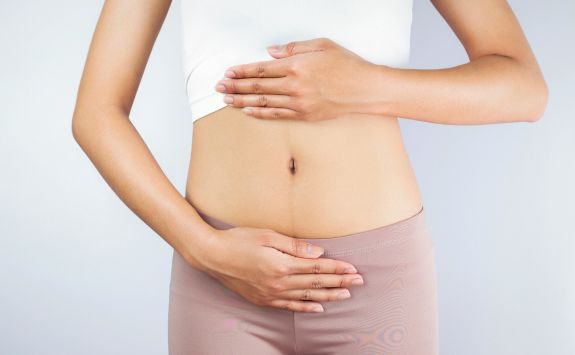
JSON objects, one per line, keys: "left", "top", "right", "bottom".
{"left": 1, "top": 1, "right": 573, "bottom": 354}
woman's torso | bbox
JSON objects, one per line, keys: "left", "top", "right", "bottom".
{"left": 181, "top": 0, "right": 420, "bottom": 239}
{"left": 186, "top": 107, "right": 422, "bottom": 239}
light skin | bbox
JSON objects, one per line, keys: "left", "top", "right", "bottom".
{"left": 217, "top": 0, "right": 548, "bottom": 124}
{"left": 72, "top": 0, "right": 547, "bottom": 313}
{"left": 72, "top": 0, "right": 361, "bottom": 314}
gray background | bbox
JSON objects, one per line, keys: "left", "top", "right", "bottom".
{"left": 1, "top": 1, "right": 573, "bottom": 354}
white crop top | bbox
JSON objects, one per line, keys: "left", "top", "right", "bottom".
{"left": 180, "top": 0, "right": 413, "bottom": 123}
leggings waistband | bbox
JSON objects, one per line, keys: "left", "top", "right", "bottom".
{"left": 193, "top": 204, "right": 428, "bottom": 257}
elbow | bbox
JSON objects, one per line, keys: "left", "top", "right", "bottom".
{"left": 71, "top": 103, "right": 123, "bottom": 143}
{"left": 71, "top": 109, "right": 90, "bottom": 145}
{"left": 524, "top": 78, "right": 549, "bottom": 123}
{"left": 503, "top": 57, "right": 549, "bottom": 123}
{"left": 71, "top": 99, "right": 90, "bottom": 143}
{"left": 71, "top": 114, "right": 82, "bottom": 143}
{"left": 71, "top": 107, "right": 100, "bottom": 146}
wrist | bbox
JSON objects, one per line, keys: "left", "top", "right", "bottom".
{"left": 179, "top": 223, "right": 221, "bottom": 273}
{"left": 342, "top": 63, "right": 397, "bottom": 117}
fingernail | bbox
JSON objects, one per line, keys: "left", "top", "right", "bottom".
{"left": 225, "top": 70, "right": 236, "bottom": 78}
{"left": 306, "top": 244, "right": 324, "bottom": 256}
{"left": 337, "top": 290, "right": 351, "bottom": 300}
{"left": 343, "top": 266, "right": 357, "bottom": 274}
{"left": 215, "top": 84, "right": 226, "bottom": 92}
{"left": 312, "top": 305, "right": 324, "bottom": 313}
{"left": 351, "top": 277, "right": 364, "bottom": 285}
{"left": 242, "top": 107, "right": 253, "bottom": 115}
{"left": 267, "top": 44, "right": 281, "bottom": 52}
{"left": 223, "top": 95, "right": 233, "bottom": 104}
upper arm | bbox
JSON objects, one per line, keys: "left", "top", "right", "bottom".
{"left": 430, "top": 0, "right": 539, "bottom": 65}
{"left": 74, "top": 0, "right": 171, "bottom": 117}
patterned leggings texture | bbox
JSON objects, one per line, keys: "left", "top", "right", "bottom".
{"left": 168, "top": 205, "right": 439, "bottom": 355}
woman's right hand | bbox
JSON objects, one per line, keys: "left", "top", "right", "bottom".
{"left": 193, "top": 226, "right": 364, "bottom": 313}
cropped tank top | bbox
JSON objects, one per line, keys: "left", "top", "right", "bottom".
{"left": 180, "top": 0, "right": 413, "bottom": 123}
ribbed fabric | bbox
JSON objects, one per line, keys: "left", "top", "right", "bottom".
{"left": 168, "top": 205, "right": 439, "bottom": 355}
{"left": 180, "top": 0, "right": 414, "bottom": 123}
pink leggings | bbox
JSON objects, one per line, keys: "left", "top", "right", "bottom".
{"left": 168, "top": 205, "right": 439, "bottom": 355}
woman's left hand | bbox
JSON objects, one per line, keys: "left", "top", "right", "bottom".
{"left": 215, "top": 37, "right": 379, "bottom": 121}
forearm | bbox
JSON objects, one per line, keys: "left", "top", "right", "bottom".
{"left": 353, "top": 54, "right": 548, "bottom": 125}
{"left": 72, "top": 105, "right": 215, "bottom": 270}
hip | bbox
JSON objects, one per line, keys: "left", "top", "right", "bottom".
{"left": 168, "top": 204, "right": 438, "bottom": 354}
{"left": 185, "top": 106, "right": 422, "bottom": 239}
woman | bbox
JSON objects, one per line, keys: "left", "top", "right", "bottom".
{"left": 72, "top": 0, "right": 547, "bottom": 354}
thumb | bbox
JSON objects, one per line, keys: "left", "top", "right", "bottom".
{"left": 266, "top": 38, "right": 332, "bottom": 58}
{"left": 261, "top": 231, "right": 325, "bottom": 258}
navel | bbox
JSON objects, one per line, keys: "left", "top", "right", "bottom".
{"left": 288, "top": 157, "right": 297, "bottom": 175}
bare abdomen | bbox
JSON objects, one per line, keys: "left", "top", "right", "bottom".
{"left": 185, "top": 106, "right": 422, "bottom": 239}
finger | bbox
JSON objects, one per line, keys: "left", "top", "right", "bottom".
{"left": 216, "top": 77, "right": 294, "bottom": 95}
{"left": 241, "top": 106, "right": 300, "bottom": 120}
{"left": 266, "top": 37, "right": 334, "bottom": 58}
{"left": 279, "top": 287, "right": 351, "bottom": 302}
{"left": 287, "top": 255, "right": 359, "bottom": 275}
{"left": 225, "top": 94, "right": 293, "bottom": 110}
{"left": 268, "top": 299, "right": 324, "bottom": 313}
{"left": 225, "top": 58, "right": 291, "bottom": 79}
{"left": 280, "top": 273, "right": 364, "bottom": 290}
{"left": 260, "top": 232, "right": 325, "bottom": 258}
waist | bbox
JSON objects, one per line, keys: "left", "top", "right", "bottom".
{"left": 185, "top": 106, "right": 422, "bottom": 239}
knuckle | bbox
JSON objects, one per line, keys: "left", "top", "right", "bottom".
{"left": 257, "top": 95, "right": 268, "bottom": 107}
{"left": 251, "top": 81, "right": 262, "bottom": 93}
{"left": 311, "top": 277, "right": 323, "bottom": 289}
{"left": 283, "top": 301, "right": 294, "bottom": 311}
{"left": 228, "top": 80, "right": 238, "bottom": 92}
{"left": 288, "top": 81, "right": 301, "bottom": 96}
{"left": 301, "top": 289, "right": 312, "bottom": 300}
{"left": 290, "top": 238, "right": 301, "bottom": 255}
{"left": 320, "top": 37, "right": 333, "bottom": 48}
{"left": 255, "top": 64, "right": 266, "bottom": 78}
{"left": 268, "top": 280, "right": 283, "bottom": 293}
{"left": 231, "top": 96, "right": 242, "bottom": 107}
{"left": 285, "top": 41, "right": 296, "bottom": 55}
{"left": 312, "top": 262, "right": 321, "bottom": 274}
{"left": 272, "top": 109, "right": 282, "bottom": 119}
{"left": 287, "top": 59, "right": 300, "bottom": 76}
{"left": 275, "top": 262, "right": 291, "bottom": 276}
